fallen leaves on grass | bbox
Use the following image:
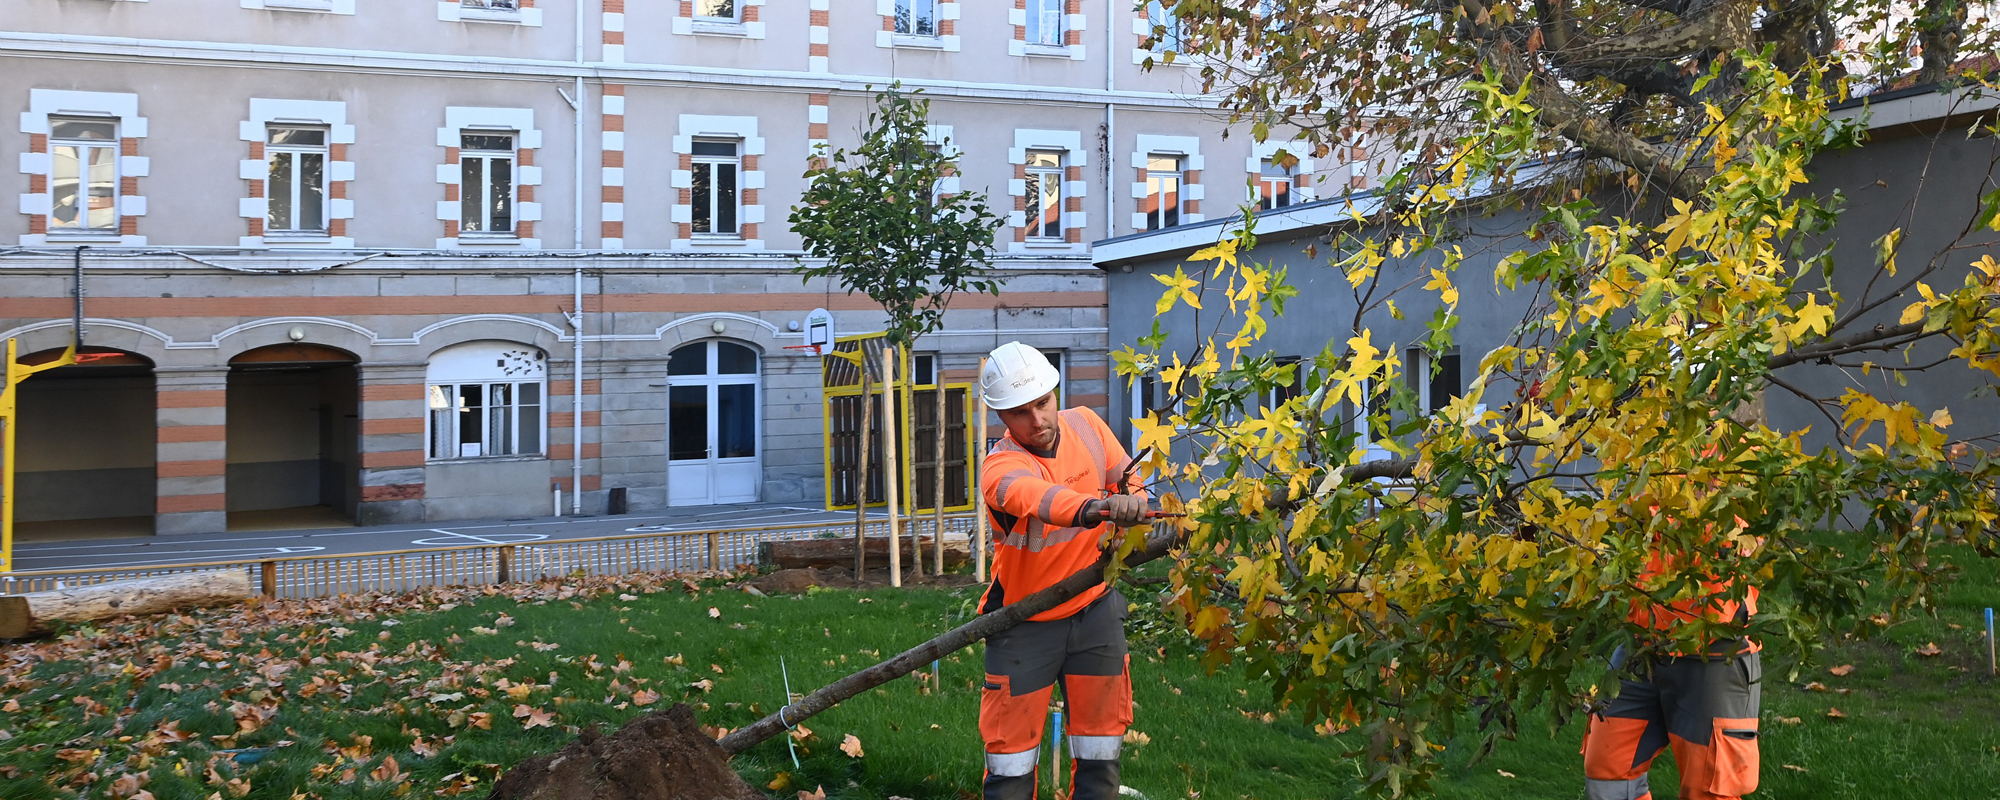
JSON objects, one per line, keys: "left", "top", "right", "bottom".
{"left": 1784, "top": 764, "right": 1808, "bottom": 772}
{"left": 840, "top": 734, "right": 865, "bottom": 758}
{"left": 1828, "top": 664, "right": 1854, "bottom": 676}
{"left": 1496, "top": 770, "right": 1516, "bottom": 778}
{"left": 513, "top": 704, "right": 555, "bottom": 729}
{"left": 632, "top": 690, "right": 661, "bottom": 706}
{"left": 494, "top": 614, "right": 516, "bottom": 627}
{"left": 1123, "top": 730, "right": 1151, "bottom": 745}
{"left": 369, "top": 755, "right": 402, "bottom": 783}
{"left": 708, "top": 607, "right": 722, "bottom": 619}
{"left": 690, "top": 679, "right": 715, "bottom": 692}
{"left": 1803, "top": 681, "right": 1828, "bottom": 692}
{"left": 1916, "top": 642, "right": 1944, "bottom": 657}
{"left": 1827, "top": 707, "right": 1848, "bottom": 720}
{"left": 1775, "top": 716, "right": 1803, "bottom": 725}
{"left": 798, "top": 786, "right": 828, "bottom": 800}
{"left": 664, "top": 653, "right": 685, "bottom": 666}
{"left": 767, "top": 773, "right": 792, "bottom": 791}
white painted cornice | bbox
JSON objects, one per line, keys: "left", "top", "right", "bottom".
{"left": 0, "top": 31, "right": 1220, "bottom": 111}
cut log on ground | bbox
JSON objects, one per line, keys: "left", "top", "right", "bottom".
{"left": 0, "top": 569, "right": 251, "bottom": 638}
{"left": 759, "top": 535, "right": 970, "bottom": 570}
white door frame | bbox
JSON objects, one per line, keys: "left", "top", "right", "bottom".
{"left": 665, "top": 340, "right": 763, "bottom": 506}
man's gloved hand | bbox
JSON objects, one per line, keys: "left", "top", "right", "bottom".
{"left": 1087, "top": 495, "right": 1149, "bottom": 527}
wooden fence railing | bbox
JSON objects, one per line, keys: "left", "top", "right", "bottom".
{"left": 1, "top": 515, "right": 978, "bottom": 599}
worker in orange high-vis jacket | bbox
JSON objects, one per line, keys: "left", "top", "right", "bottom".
{"left": 1581, "top": 502, "right": 1763, "bottom": 800}
{"left": 976, "top": 341, "right": 1148, "bottom": 800}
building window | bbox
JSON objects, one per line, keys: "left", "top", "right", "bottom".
{"left": 896, "top": 0, "right": 937, "bottom": 35}
{"left": 695, "top": 0, "right": 737, "bottom": 21}
{"left": 460, "top": 131, "right": 515, "bottom": 236}
{"left": 691, "top": 139, "right": 741, "bottom": 236}
{"left": 266, "top": 126, "right": 327, "bottom": 235}
{"left": 1025, "top": 150, "right": 1064, "bottom": 240}
{"left": 462, "top": 0, "right": 517, "bottom": 8}
{"left": 1145, "top": 1, "right": 1185, "bottom": 53}
{"left": 48, "top": 118, "right": 119, "bottom": 235}
{"left": 427, "top": 342, "right": 547, "bottom": 460}
{"left": 1143, "top": 155, "right": 1182, "bottom": 231}
{"left": 1045, "top": 351, "right": 1066, "bottom": 405}
{"left": 913, "top": 353, "right": 937, "bottom": 385}
{"left": 1258, "top": 159, "right": 1294, "bottom": 211}
{"left": 1268, "top": 356, "right": 1305, "bottom": 408}
{"left": 1027, "top": 0, "right": 1064, "bottom": 45}
{"left": 1406, "top": 347, "right": 1461, "bottom": 414}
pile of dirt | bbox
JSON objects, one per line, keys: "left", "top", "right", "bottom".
{"left": 485, "top": 704, "right": 762, "bottom": 800}
{"left": 749, "top": 567, "right": 979, "bottom": 595}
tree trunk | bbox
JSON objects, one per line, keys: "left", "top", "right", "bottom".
{"left": 0, "top": 570, "right": 251, "bottom": 638}
{"left": 934, "top": 384, "right": 947, "bottom": 575}
{"left": 760, "top": 536, "right": 970, "bottom": 571}
{"left": 856, "top": 370, "right": 872, "bottom": 578}
{"left": 717, "top": 526, "right": 1179, "bottom": 755}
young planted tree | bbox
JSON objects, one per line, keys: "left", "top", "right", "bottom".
{"left": 791, "top": 86, "right": 1006, "bottom": 579}
{"left": 1114, "top": 2, "right": 2000, "bottom": 796}
{"left": 791, "top": 86, "right": 1006, "bottom": 350}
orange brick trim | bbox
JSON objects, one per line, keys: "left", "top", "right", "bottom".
{"left": 1068, "top": 393, "right": 1109, "bottom": 409}
{"left": 361, "top": 384, "right": 427, "bottom": 402}
{"left": 553, "top": 475, "right": 603, "bottom": 492}
{"left": 548, "top": 411, "right": 602, "bottom": 428}
{"left": 602, "top": 83, "right": 627, "bottom": 247}
{"left": 158, "top": 494, "right": 226, "bottom": 514}
{"left": 361, "top": 450, "right": 426, "bottom": 469}
{"left": 159, "top": 425, "right": 226, "bottom": 444}
{"left": 549, "top": 379, "right": 603, "bottom": 396}
{"left": 1068, "top": 364, "right": 1110, "bottom": 380}
{"left": 360, "top": 484, "right": 426, "bottom": 502}
{"left": 157, "top": 389, "right": 226, "bottom": 408}
{"left": 360, "top": 418, "right": 426, "bottom": 435}
{"left": 158, "top": 460, "right": 226, "bottom": 478}
{"left": 550, "top": 443, "right": 603, "bottom": 461}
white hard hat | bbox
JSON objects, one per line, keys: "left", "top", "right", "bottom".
{"left": 982, "top": 341, "right": 1060, "bottom": 410}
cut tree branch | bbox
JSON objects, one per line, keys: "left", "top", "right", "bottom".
{"left": 716, "top": 527, "right": 1183, "bottom": 756}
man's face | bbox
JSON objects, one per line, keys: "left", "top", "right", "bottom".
{"left": 997, "top": 390, "right": 1060, "bottom": 450}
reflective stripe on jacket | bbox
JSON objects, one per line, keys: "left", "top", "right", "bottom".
{"left": 979, "top": 407, "right": 1136, "bottom": 622}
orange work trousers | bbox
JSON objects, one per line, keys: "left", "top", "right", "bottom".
{"left": 1582, "top": 650, "right": 1762, "bottom": 800}
{"left": 980, "top": 588, "right": 1133, "bottom": 800}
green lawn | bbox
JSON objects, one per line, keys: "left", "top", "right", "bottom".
{"left": 2, "top": 552, "right": 1997, "bottom": 800}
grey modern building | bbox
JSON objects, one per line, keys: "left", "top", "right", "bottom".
{"left": 1091, "top": 84, "right": 2000, "bottom": 456}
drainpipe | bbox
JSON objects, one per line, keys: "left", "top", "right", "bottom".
{"left": 571, "top": 5, "right": 587, "bottom": 515}
{"left": 572, "top": 267, "right": 585, "bottom": 515}
{"left": 1103, "top": 0, "right": 1117, "bottom": 242}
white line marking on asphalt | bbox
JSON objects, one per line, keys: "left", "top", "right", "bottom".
{"left": 14, "top": 545, "right": 328, "bottom": 569}
{"left": 410, "top": 530, "right": 551, "bottom": 547}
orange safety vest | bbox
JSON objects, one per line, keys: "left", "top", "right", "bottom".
{"left": 1630, "top": 444, "right": 1760, "bottom": 649}
{"left": 979, "top": 407, "right": 1137, "bottom": 622}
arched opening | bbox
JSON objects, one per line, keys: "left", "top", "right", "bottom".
{"left": 226, "top": 343, "right": 359, "bottom": 530}
{"left": 13, "top": 346, "right": 156, "bottom": 540}
{"left": 665, "top": 339, "right": 761, "bottom": 506}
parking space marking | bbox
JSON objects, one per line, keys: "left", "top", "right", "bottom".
{"left": 410, "top": 529, "right": 551, "bottom": 547}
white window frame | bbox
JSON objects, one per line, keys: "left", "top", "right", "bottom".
{"left": 441, "top": 0, "right": 542, "bottom": 26}
{"left": 47, "top": 117, "right": 121, "bottom": 238}
{"left": 896, "top": 0, "right": 938, "bottom": 35}
{"left": 1007, "top": 129, "right": 1088, "bottom": 252}
{"left": 1144, "top": 0, "right": 1184, "bottom": 53}
{"left": 1026, "top": 0, "right": 1065, "bottom": 45}
{"left": 694, "top": 0, "right": 738, "bottom": 21}
{"left": 1142, "top": 154, "right": 1182, "bottom": 231}
{"left": 1024, "top": 149, "right": 1065, "bottom": 241}
{"left": 459, "top": 130, "right": 517, "bottom": 238}
{"left": 426, "top": 343, "right": 549, "bottom": 462}
{"left": 428, "top": 381, "right": 547, "bottom": 460}
{"left": 19, "top": 90, "right": 148, "bottom": 247}
{"left": 671, "top": 115, "right": 766, "bottom": 250}
{"left": 265, "top": 125, "right": 329, "bottom": 237}
{"left": 691, "top": 138, "right": 743, "bottom": 238}
{"left": 1257, "top": 158, "right": 1295, "bottom": 211}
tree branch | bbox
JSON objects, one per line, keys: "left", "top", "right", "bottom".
{"left": 1767, "top": 321, "right": 1931, "bottom": 370}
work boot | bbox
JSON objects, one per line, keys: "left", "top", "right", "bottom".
{"left": 1070, "top": 758, "right": 1121, "bottom": 800}
{"left": 983, "top": 772, "right": 1036, "bottom": 800}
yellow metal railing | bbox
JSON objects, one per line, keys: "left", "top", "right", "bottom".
{"left": 0, "top": 514, "right": 980, "bottom": 599}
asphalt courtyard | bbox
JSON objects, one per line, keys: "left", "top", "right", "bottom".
{"left": 7, "top": 503, "right": 858, "bottom": 576}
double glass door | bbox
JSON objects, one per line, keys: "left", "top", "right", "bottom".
{"left": 666, "top": 340, "right": 761, "bottom": 506}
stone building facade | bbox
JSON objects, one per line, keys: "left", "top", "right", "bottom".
{"left": 0, "top": 0, "right": 1378, "bottom": 537}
